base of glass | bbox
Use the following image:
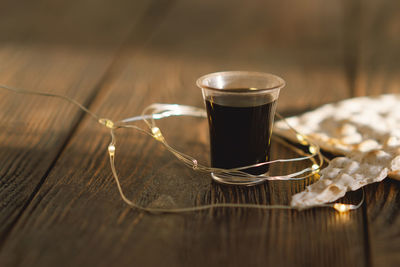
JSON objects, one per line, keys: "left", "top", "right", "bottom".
{"left": 211, "top": 172, "right": 268, "bottom": 186}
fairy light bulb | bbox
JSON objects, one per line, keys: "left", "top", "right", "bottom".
{"left": 333, "top": 203, "right": 352, "bottom": 213}
{"left": 296, "top": 133, "right": 309, "bottom": 145}
{"left": 99, "top": 118, "right": 115, "bottom": 129}
{"left": 151, "top": 127, "right": 165, "bottom": 142}
{"left": 311, "top": 164, "right": 320, "bottom": 172}
{"left": 108, "top": 144, "right": 116, "bottom": 157}
{"left": 192, "top": 159, "right": 198, "bottom": 170}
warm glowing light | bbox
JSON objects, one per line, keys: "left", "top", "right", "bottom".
{"left": 296, "top": 133, "right": 309, "bottom": 145}
{"left": 108, "top": 144, "right": 116, "bottom": 156}
{"left": 192, "top": 159, "right": 198, "bottom": 170}
{"left": 99, "top": 118, "right": 114, "bottom": 129}
{"left": 333, "top": 203, "right": 352, "bottom": 213}
{"left": 151, "top": 127, "right": 165, "bottom": 141}
{"left": 309, "top": 145, "right": 317, "bottom": 154}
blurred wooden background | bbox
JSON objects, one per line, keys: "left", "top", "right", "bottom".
{"left": 0, "top": 0, "right": 399, "bottom": 266}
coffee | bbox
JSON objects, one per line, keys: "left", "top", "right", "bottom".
{"left": 205, "top": 98, "right": 276, "bottom": 175}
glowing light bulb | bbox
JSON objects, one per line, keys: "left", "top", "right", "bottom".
{"left": 333, "top": 203, "right": 352, "bottom": 213}
{"left": 192, "top": 159, "right": 198, "bottom": 170}
{"left": 309, "top": 145, "right": 317, "bottom": 154}
{"left": 108, "top": 144, "right": 116, "bottom": 157}
{"left": 152, "top": 127, "right": 165, "bottom": 142}
{"left": 296, "top": 134, "right": 308, "bottom": 145}
{"left": 312, "top": 164, "right": 320, "bottom": 171}
{"left": 99, "top": 118, "right": 114, "bottom": 129}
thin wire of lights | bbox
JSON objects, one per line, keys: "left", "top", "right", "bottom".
{"left": 0, "top": 84, "right": 363, "bottom": 213}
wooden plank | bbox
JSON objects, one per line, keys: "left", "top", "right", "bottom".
{"left": 0, "top": 0, "right": 151, "bottom": 244}
{"left": 353, "top": 0, "right": 400, "bottom": 97}
{"left": 354, "top": 1, "right": 400, "bottom": 266}
{"left": 0, "top": 0, "right": 367, "bottom": 266}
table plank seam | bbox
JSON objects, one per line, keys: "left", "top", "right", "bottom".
{"left": 0, "top": 69, "right": 114, "bottom": 249}
{"left": 362, "top": 196, "right": 373, "bottom": 267}
{"left": 0, "top": 0, "right": 178, "bottom": 250}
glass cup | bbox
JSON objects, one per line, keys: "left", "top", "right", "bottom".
{"left": 197, "top": 71, "right": 285, "bottom": 186}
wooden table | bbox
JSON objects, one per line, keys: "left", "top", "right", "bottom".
{"left": 0, "top": 0, "right": 399, "bottom": 266}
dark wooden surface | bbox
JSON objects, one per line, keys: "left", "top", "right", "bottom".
{"left": 357, "top": 1, "right": 400, "bottom": 266}
{"left": 0, "top": 0, "right": 398, "bottom": 266}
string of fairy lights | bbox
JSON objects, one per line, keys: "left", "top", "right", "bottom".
{"left": 0, "top": 84, "right": 364, "bottom": 213}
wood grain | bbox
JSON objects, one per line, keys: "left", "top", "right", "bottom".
{"left": 0, "top": 1, "right": 370, "bottom": 267}
{"left": 354, "top": 1, "right": 400, "bottom": 266}
{"left": 0, "top": 0, "right": 152, "bottom": 246}
{"left": 353, "top": 0, "right": 400, "bottom": 96}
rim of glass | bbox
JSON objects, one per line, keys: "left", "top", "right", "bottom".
{"left": 196, "top": 71, "right": 285, "bottom": 93}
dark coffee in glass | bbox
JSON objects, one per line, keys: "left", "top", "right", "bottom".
{"left": 197, "top": 71, "right": 284, "bottom": 185}
{"left": 205, "top": 98, "right": 277, "bottom": 175}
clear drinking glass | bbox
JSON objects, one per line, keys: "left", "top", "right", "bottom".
{"left": 197, "top": 71, "right": 285, "bottom": 186}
